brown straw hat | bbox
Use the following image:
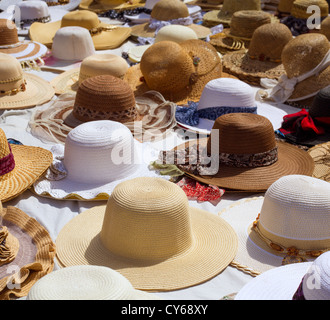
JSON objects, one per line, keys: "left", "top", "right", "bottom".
{"left": 290, "top": 0, "right": 329, "bottom": 19}
{"left": 0, "top": 128, "right": 53, "bottom": 202}
{"left": 186, "top": 0, "right": 223, "bottom": 11}
{"left": 79, "top": 0, "right": 145, "bottom": 13}
{"left": 222, "top": 22, "right": 292, "bottom": 86}
{"left": 130, "top": 0, "right": 211, "bottom": 40}
{"left": 0, "top": 201, "right": 55, "bottom": 300}
{"left": 169, "top": 113, "right": 314, "bottom": 192}
{"left": 209, "top": 10, "right": 273, "bottom": 54}
{"left": 55, "top": 177, "right": 238, "bottom": 291}
{"left": 321, "top": 16, "right": 330, "bottom": 40}
{"left": 277, "top": 0, "right": 295, "bottom": 17}
{"left": 28, "top": 10, "right": 132, "bottom": 50}
{"left": 308, "top": 142, "right": 330, "bottom": 182}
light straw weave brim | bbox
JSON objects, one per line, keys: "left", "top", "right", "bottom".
{"left": 308, "top": 142, "right": 330, "bottom": 182}
{"left": 0, "top": 144, "right": 53, "bottom": 202}
{"left": 79, "top": 0, "right": 146, "bottom": 13}
{"left": 50, "top": 67, "right": 80, "bottom": 95}
{"left": 235, "top": 261, "right": 312, "bottom": 300}
{"left": 174, "top": 138, "right": 314, "bottom": 192}
{"left": 0, "top": 73, "right": 54, "bottom": 109}
{"left": 55, "top": 204, "right": 238, "bottom": 291}
{"left": 0, "top": 206, "right": 55, "bottom": 300}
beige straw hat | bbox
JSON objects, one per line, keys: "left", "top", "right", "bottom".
{"left": 220, "top": 174, "right": 330, "bottom": 277}
{"left": 0, "top": 128, "right": 53, "bottom": 202}
{"left": 27, "top": 265, "right": 161, "bottom": 300}
{"left": 79, "top": 0, "right": 145, "bottom": 13}
{"left": 0, "top": 53, "right": 54, "bottom": 110}
{"left": 50, "top": 53, "right": 129, "bottom": 95}
{"left": 308, "top": 142, "right": 330, "bottom": 182}
{"left": 0, "top": 201, "right": 55, "bottom": 300}
{"left": 222, "top": 22, "right": 292, "bottom": 86}
{"left": 169, "top": 113, "right": 314, "bottom": 192}
{"left": 130, "top": 0, "right": 211, "bottom": 40}
{"left": 55, "top": 177, "right": 238, "bottom": 291}
{"left": 28, "top": 10, "right": 132, "bottom": 50}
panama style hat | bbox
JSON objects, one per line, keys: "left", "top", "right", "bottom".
{"left": 235, "top": 251, "right": 330, "bottom": 300}
{"left": 219, "top": 174, "right": 330, "bottom": 277}
{"left": 222, "top": 22, "right": 292, "bottom": 86}
{"left": 166, "top": 113, "right": 314, "bottom": 192}
{"left": 27, "top": 265, "right": 161, "bottom": 300}
{"left": 0, "top": 201, "right": 55, "bottom": 300}
{"left": 308, "top": 141, "right": 330, "bottom": 182}
{"left": 55, "top": 176, "right": 238, "bottom": 291}
{"left": 79, "top": 0, "right": 145, "bottom": 13}
{"left": 29, "top": 10, "right": 132, "bottom": 50}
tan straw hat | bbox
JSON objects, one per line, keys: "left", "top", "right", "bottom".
{"left": 186, "top": 0, "right": 223, "bottom": 11}
{"left": 130, "top": 0, "right": 211, "bottom": 40}
{"left": 0, "top": 128, "right": 53, "bottom": 202}
{"left": 220, "top": 174, "right": 330, "bottom": 276}
{"left": 168, "top": 113, "right": 314, "bottom": 192}
{"left": 321, "top": 16, "right": 330, "bottom": 40}
{"left": 28, "top": 10, "right": 132, "bottom": 50}
{"left": 50, "top": 53, "right": 129, "bottom": 95}
{"left": 0, "top": 201, "right": 55, "bottom": 300}
{"left": 79, "top": 0, "right": 145, "bottom": 13}
{"left": 222, "top": 22, "right": 292, "bottom": 86}
{"left": 55, "top": 177, "right": 238, "bottom": 291}
{"left": 290, "top": 0, "right": 329, "bottom": 19}
{"left": 0, "top": 53, "right": 54, "bottom": 110}
{"left": 276, "top": 0, "right": 295, "bottom": 17}
{"left": 308, "top": 142, "right": 330, "bottom": 182}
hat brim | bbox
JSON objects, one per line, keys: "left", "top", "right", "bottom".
{"left": 184, "top": 0, "right": 223, "bottom": 11}
{"left": 79, "top": 0, "right": 146, "bottom": 13}
{"left": 0, "top": 205, "right": 55, "bottom": 300}
{"left": 55, "top": 203, "right": 237, "bottom": 291}
{"left": 173, "top": 138, "right": 314, "bottom": 192}
{"left": 202, "top": 9, "right": 231, "bottom": 27}
{"left": 308, "top": 141, "right": 330, "bottom": 182}
{"left": 0, "top": 73, "right": 55, "bottom": 109}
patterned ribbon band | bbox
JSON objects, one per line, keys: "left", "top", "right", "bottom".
{"left": 89, "top": 25, "right": 118, "bottom": 36}
{"left": 0, "top": 144, "right": 15, "bottom": 176}
{"left": 45, "top": 0, "right": 70, "bottom": 6}
{"left": 20, "top": 15, "right": 51, "bottom": 27}
{"left": 0, "top": 79, "right": 27, "bottom": 96}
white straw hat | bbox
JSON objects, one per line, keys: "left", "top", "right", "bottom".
{"left": 26, "top": 265, "right": 161, "bottom": 300}
{"left": 32, "top": 120, "right": 162, "bottom": 200}
{"left": 219, "top": 174, "right": 330, "bottom": 277}
{"left": 235, "top": 251, "right": 330, "bottom": 300}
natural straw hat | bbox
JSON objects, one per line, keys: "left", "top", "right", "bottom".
{"left": 130, "top": 0, "right": 211, "bottom": 40}
{"left": 55, "top": 177, "right": 238, "bottom": 291}
{"left": 220, "top": 174, "right": 330, "bottom": 277}
{"left": 209, "top": 10, "right": 273, "bottom": 54}
{"left": 235, "top": 251, "right": 330, "bottom": 300}
{"left": 0, "top": 128, "right": 53, "bottom": 202}
{"left": 308, "top": 142, "right": 330, "bottom": 182}
{"left": 50, "top": 53, "right": 129, "bottom": 95}
{"left": 0, "top": 201, "right": 55, "bottom": 300}
{"left": 0, "top": 53, "right": 54, "bottom": 109}
{"left": 28, "top": 10, "right": 132, "bottom": 50}
{"left": 167, "top": 113, "right": 314, "bottom": 192}
{"left": 321, "top": 16, "right": 330, "bottom": 40}
{"left": 276, "top": 0, "right": 295, "bottom": 17}
{"left": 0, "top": 19, "right": 48, "bottom": 70}
{"left": 222, "top": 22, "right": 292, "bottom": 86}
{"left": 79, "top": 0, "right": 146, "bottom": 13}
{"left": 41, "top": 0, "right": 81, "bottom": 11}
{"left": 27, "top": 265, "right": 161, "bottom": 300}
{"left": 186, "top": 0, "right": 223, "bottom": 11}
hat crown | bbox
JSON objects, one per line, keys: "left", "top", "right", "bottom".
{"left": 0, "top": 53, "right": 25, "bottom": 93}
{"left": 100, "top": 177, "right": 194, "bottom": 261}
{"left": 151, "top": 0, "right": 189, "bottom": 20}
{"left": 281, "top": 33, "right": 330, "bottom": 79}
{"left": 17, "top": 1, "right": 50, "bottom": 20}
{"left": 0, "top": 129, "right": 11, "bottom": 159}
{"left": 0, "top": 19, "right": 19, "bottom": 46}
{"left": 154, "top": 25, "right": 198, "bottom": 43}
{"left": 61, "top": 10, "right": 100, "bottom": 30}
{"left": 259, "top": 175, "right": 330, "bottom": 248}
{"left": 291, "top": 0, "right": 329, "bottom": 19}
{"left": 278, "top": 0, "right": 295, "bottom": 13}
{"left": 309, "top": 86, "right": 330, "bottom": 118}
{"left": 321, "top": 16, "right": 330, "bottom": 40}
{"left": 221, "top": 0, "right": 261, "bottom": 14}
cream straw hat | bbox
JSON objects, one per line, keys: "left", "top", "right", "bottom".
{"left": 219, "top": 175, "right": 330, "bottom": 277}
{"left": 27, "top": 265, "right": 161, "bottom": 300}
{"left": 55, "top": 177, "right": 238, "bottom": 291}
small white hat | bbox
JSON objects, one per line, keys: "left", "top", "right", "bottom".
{"left": 26, "top": 265, "right": 161, "bottom": 300}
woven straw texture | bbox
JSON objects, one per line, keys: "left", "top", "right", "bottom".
{"left": 55, "top": 177, "right": 238, "bottom": 291}
{"left": 321, "top": 16, "right": 330, "bottom": 40}
{"left": 277, "top": 0, "right": 295, "bottom": 14}
{"left": 290, "top": 0, "right": 329, "bottom": 19}
{"left": 308, "top": 142, "right": 330, "bottom": 182}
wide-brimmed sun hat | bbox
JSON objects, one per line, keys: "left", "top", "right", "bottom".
{"left": 235, "top": 250, "right": 330, "bottom": 300}
{"left": 222, "top": 22, "right": 292, "bottom": 86}
{"left": 219, "top": 174, "right": 330, "bottom": 277}
{"left": 0, "top": 201, "right": 55, "bottom": 300}
{"left": 27, "top": 265, "right": 161, "bottom": 300}
{"left": 307, "top": 141, "right": 330, "bottom": 182}
{"left": 29, "top": 10, "right": 132, "bottom": 50}
{"left": 165, "top": 113, "right": 314, "bottom": 192}
{"left": 129, "top": 0, "right": 211, "bottom": 40}
{"left": 55, "top": 176, "right": 238, "bottom": 291}
{"left": 79, "top": 0, "right": 145, "bottom": 13}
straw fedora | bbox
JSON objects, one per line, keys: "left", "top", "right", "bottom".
{"left": 129, "top": 0, "right": 211, "bottom": 40}
{"left": 167, "top": 113, "right": 314, "bottom": 192}
{"left": 79, "top": 0, "right": 145, "bottom": 13}
{"left": 258, "top": 33, "right": 330, "bottom": 108}
{"left": 235, "top": 251, "right": 330, "bottom": 300}
{"left": 0, "top": 201, "right": 55, "bottom": 300}
{"left": 222, "top": 22, "right": 292, "bottom": 86}
{"left": 202, "top": 0, "right": 261, "bottom": 27}
{"left": 32, "top": 120, "right": 166, "bottom": 200}
{"left": 308, "top": 141, "right": 330, "bottom": 182}
{"left": 0, "top": 1, "right": 68, "bottom": 36}
{"left": 55, "top": 176, "right": 238, "bottom": 291}
{"left": 27, "top": 265, "right": 161, "bottom": 300}
{"left": 0, "top": 53, "right": 54, "bottom": 109}
{"left": 220, "top": 174, "right": 330, "bottom": 277}
{"left": 50, "top": 53, "right": 129, "bottom": 95}
{"left": 209, "top": 10, "right": 273, "bottom": 55}
{"left": 0, "top": 19, "right": 48, "bottom": 70}
{"left": 321, "top": 16, "right": 330, "bottom": 40}
{"left": 28, "top": 10, "right": 132, "bottom": 50}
